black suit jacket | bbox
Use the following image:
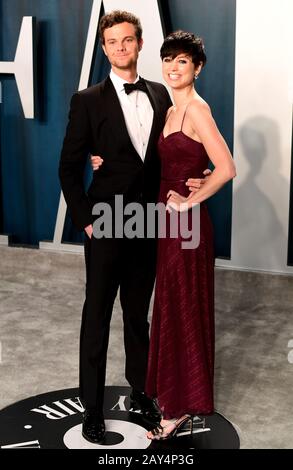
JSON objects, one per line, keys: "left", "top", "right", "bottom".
{"left": 59, "top": 76, "right": 172, "bottom": 230}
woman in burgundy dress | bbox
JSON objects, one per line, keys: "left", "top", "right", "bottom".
{"left": 91, "top": 30, "right": 236, "bottom": 440}
{"left": 145, "top": 31, "right": 236, "bottom": 440}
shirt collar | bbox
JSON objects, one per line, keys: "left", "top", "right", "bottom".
{"left": 110, "top": 69, "right": 140, "bottom": 94}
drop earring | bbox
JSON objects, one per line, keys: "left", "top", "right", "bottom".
{"left": 194, "top": 74, "right": 198, "bottom": 80}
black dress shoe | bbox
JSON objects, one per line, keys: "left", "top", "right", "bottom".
{"left": 130, "top": 389, "right": 161, "bottom": 424}
{"left": 82, "top": 409, "right": 105, "bottom": 444}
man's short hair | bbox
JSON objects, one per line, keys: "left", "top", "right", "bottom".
{"left": 99, "top": 10, "right": 143, "bottom": 44}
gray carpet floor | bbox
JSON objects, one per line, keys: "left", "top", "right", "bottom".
{"left": 0, "top": 245, "right": 292, "bottom": 448}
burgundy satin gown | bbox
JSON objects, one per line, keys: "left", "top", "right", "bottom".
{"left": 145, "top": 129, "right": 215, "bottom": 419}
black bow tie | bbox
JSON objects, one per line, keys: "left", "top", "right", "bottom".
{"left": 124, "top": 79, "right": 148, "bottom": 95}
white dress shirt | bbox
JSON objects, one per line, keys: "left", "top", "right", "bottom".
{"left": 110, "top": 70, "right": 154, "bottom": 161}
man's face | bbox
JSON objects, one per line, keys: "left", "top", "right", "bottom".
{"left": 102, "top": 22, "right": 143, "bottom": 71}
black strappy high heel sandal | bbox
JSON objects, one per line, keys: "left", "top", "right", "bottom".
{"left": 147, "top": 414, "right": 193, "bottom": 440}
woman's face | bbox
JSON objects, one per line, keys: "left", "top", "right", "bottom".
{"left": 162, "top": 53, "right": 198, "bottom": 89}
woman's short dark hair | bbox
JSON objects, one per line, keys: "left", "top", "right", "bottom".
{"left": 99, "top": 10, "right": 143, "bottom": 44}
{"left": 160, "top": 30, "right": 206, "bottom": 67}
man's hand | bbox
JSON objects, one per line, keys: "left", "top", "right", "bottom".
{"left": 90, "top": 155, "right": 104, "bottom": 171}
{"left": 186, "top": 169, "right": 212, "bottom": 193}
{"left": 84, "top": 224, "right": 93, "bottom": 239}
{"left": 166, "top": 190, "right": 189, "bottom": 213}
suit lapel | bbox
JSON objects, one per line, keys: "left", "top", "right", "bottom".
{"left": 102, "top": 76, "right": 164, "bottom": 165}
{"left": 103, "top": 77, "right": 142, "bottom": 164}
{"left": 144, "top": 80, "right": 163, "bottom": 164}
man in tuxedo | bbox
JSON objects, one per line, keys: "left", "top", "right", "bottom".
{"left": 59, "top": 10, "right": 172, "bottom": 444}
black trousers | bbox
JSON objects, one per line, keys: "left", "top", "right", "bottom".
{"left": 79, "top": 235, "right": 157, "bottom": 414}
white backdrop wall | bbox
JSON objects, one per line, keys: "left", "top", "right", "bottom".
{"left": 218, "top": 0, "right": 293, "bottom": 273}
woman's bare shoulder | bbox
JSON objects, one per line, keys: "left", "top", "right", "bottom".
{"left": 188, "top": 96, "right": 211, "bottom": 116}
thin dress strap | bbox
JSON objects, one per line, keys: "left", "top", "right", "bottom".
{"left": 180, "top": 104, "right": 189, "bottom": 131}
